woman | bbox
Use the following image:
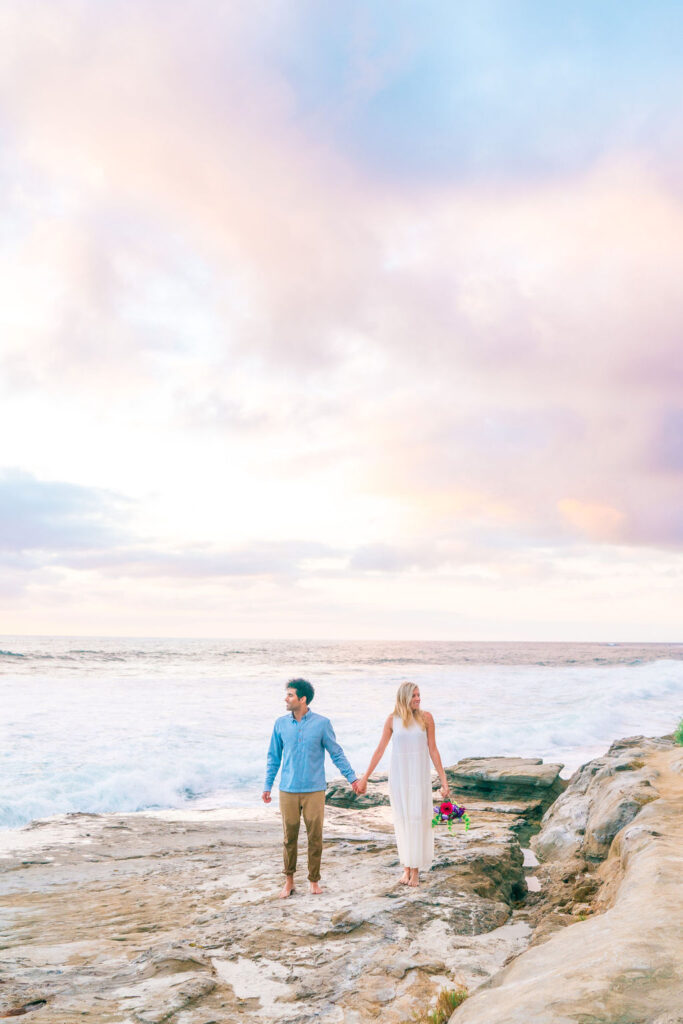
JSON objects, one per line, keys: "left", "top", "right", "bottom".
{"left": 357, "top": 682, "right": 450, "bottom": 887}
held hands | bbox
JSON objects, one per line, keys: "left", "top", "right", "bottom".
{"left": 352, "top": 776, "right": 368, "bottom": 795}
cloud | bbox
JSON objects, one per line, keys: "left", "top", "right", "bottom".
{"left": 63, "top": 540, "right": 341, "bottom": 581}
{"left": 558, "top": 499, "right": 625, "bottom": 542}
{"left": 0, "top": 3, "right": 681, "bottom": 637}
{"left": 0, "top": 468, "right": 343, "bottom": 588}
{"left": 2, "top": 4, "right": 682, "bottom": 397}
{"left": 0, "top": 469, "right": 129, "bottom": 552}
{"left": 0, "top": 1, "right": 383, "bottom": 383}
{"left": 348, "top": 542, "right": 441, "bottom": 573}
{"left": 649, "top": 407, "right": 683, "bottom": 473}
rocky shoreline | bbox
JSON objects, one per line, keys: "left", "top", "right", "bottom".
{"left": 1, "top": 735, "right": 680, "bottom": 1023}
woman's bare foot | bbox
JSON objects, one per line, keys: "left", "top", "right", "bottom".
{"left": 408, "top": 868, "right": 419, "bottom": 887}
{"left": 399, "top": 868, "right": 410, "bottom": 885}
{"left": 279, "top": 876, "right": 295, "bottom": 898}
{"left": 310, "top": 881, "right": 323, "bottom": 895}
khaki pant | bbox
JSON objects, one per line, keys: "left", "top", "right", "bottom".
{"left": 279, "top": 790, "right": 325, "bottom": 882}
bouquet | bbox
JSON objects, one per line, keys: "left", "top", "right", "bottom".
{"left": 432, "top": 800, "right": 470, "bottom": 831}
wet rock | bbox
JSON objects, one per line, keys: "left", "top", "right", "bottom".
{"left": 448, "top": 897, "right": 511, "bottom": 935}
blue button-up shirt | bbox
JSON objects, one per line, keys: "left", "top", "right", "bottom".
{"left": 264, "top": 710, "right": 357, "bottom": 793}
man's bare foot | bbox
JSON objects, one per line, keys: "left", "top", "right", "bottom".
{"left": 279, "top": 877, "right": 295, "bottom": 898}
{"left": 399, "top": 868, "right": 410, "bottom": 885}
{"left": 408, "top": 868, "right": 419, "bottom": 887}
{"left": 310, "top": 881, "right": 323, "bottom": 895}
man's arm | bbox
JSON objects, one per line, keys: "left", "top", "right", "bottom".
{"left": 263, "top": 722, "right": 284, "bottom": 802}
{"left": 321, "top": 718, "right": 358, "bottom": 787}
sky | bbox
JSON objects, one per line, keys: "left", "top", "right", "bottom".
{"left": 0, "top": 0, "right": 682, "bottom": 640}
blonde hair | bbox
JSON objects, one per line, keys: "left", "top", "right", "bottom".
{"left": 393, "top": 681, "right": 426, "bottom": 730}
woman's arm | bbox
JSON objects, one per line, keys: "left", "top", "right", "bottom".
{"left": 358, "top": 715, "right": 394, "bottom": 788}
{"left": 424, "top": 712, "right": 449, "bottom": 797}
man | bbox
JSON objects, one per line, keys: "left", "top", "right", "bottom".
{"left": 262, "top": 678, "right": 361, "bottom": 897}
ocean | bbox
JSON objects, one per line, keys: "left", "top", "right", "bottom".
{"left": 1, "top": 637, "right": 682, "bottom": 830}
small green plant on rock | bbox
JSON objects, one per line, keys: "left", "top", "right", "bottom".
{"left": 409, "top": 986, "right": 468, "bottom": 1024}
{"left": 675, "top": 718, "right": 683, "bottom": 746}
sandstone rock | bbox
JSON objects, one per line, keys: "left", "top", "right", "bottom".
{"left": 0, "top": 997, "right": 48, "bottom": 1017}
{"left": 2, "top": 738, "right": 678, "bottom": 1024}
{"left": 125, "top": 974, "right": 217, "bottom": 1024}
{"left": 437, "top": 835, "right": 526, "bottom": 905}
{"left": 532, "top": 736, "right": 668, "bottom": 864}
{"left": 446, "top": 757, "right": 565, "bottom": 813}
{"left": 449, "top": 897, "right": 511, "bottom": 934}
{"left": 361, "top": 977, "right": 397, "bottom": 1004}
{"left": 530, "top": 759, "right": 602, "bottom": 861}
{"left": 450, "top": 745, "right": 683, "bottom": 1024}
{"left": 132, "top": 945, "right": 213, "bottom": 979}
{"left": 571, "top": 878, "right": 599, "bottom": 902}
{"left": 583, "top": 773, "right": 657, "bottom": 860}
{"left": 384, "top": 954, "right": 446, "bottom": 979}
{"left": 0, "top": 790, "right": 536, "bottom": 1023}
{"left": 606, "top": 733, "right": 674, "bottom": 757}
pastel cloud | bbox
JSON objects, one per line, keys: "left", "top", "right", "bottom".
{"left": 0, "top": 468, "right": 340, "bottom": 581}
{"left": 0, "top": 470, "right": 128, "bottom": 553}
{"left": 0, "top": 2, "right": 681, "bottom": 636}
{"left": 558, "top": 500, "right": 625, "bottom": 543}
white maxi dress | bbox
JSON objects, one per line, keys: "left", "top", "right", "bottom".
{"left": 388, "top": 715, "right": 434, "bottom": 870}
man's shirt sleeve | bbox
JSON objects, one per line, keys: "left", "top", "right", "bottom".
{"left": 264, "top": 721, "right": 283, "bottom": 791}
{"left": 322, "top": 718, "right": 357, "bottom": 784}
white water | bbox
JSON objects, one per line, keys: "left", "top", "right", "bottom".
{"left": 1, "top": 638, "right": 681, "bottom": 829}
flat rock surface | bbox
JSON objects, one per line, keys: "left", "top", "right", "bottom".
{"left": 0, "top": 798, "right": 530, "bottom": 1023}
{"left": 445, "top": 758, "right": 566, "bottom": 817}
{"left": 449, "top": 757, "right": 564, "bottom": 788}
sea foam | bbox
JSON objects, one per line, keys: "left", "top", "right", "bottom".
{"left": 2, "top": 638, "right": 681, "bottom": 829}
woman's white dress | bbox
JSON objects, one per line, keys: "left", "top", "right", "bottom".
{"left": 389, "top": 714, "right": 434, "bottom": 870}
